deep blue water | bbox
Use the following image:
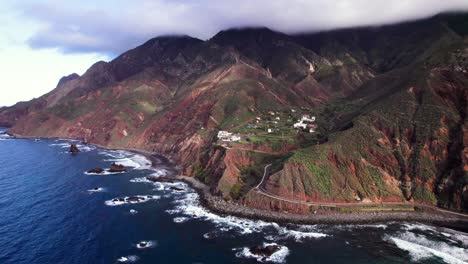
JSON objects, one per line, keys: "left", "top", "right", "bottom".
{"left": 0, "top": 129, "right": 467, "bottom": 264}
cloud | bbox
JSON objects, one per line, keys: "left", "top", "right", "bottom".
{"left": 16, "top": 0, "right": 468, "bottom": 56}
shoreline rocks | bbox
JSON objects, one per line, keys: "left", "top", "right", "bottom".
{"left": 176, "top": 176, "right": 468, "bottom": 226}
{"left": 109, "top": 163, "right": 127, "bottom": 173}
{"left": 169, "top": 186, "right": 185, "bottom": 192}
{"left": 88, "top": 168, "right": 104, "bottom": 174}
{"left": 147, "top": 176, "right": 174, "bottom": 183}
{"left": 69, "top": 144, "right": 80, "bottom": 154}
{"left": 249, "top": 245, "right": 281, "bottom": 257}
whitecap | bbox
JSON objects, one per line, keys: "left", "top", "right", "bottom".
{"left": 117, "top": 255, "right": 139, "bottom": 263}
{"left": 136, "top": 240, "right": 157, "bottom": 249}
{"left": 84, "top": 170, "right": 126, "bottom": 176}
{"left": 105, "top": 195, "right": 160, "bottom": 206}
{"left": 173, "top": 217, "right": 189, "bottom": 223}
{"left": 130, "top": 177, "right": 153, "bottom": 183}
{"left": 402, "top": 223, "right": 437, "bottom": 232}
{"left": 131, "top": 175, "right": 186, "bottom": 192}
{"left": 165, "top": 187, "right": 329, "bottom": 238}
{"left": 386, "top": 231, "right": 468, "bottom": 264}
{"left": 269, "top": 223, "right": 328, "bottom": 241}
{"left": 0, "top": 133, "right": 12, "bottom": 140}
{"left": 49, "top": 141, "right": 95, "bottom": 152}
{"left": 103, "top": 150, "right": 152, "bottom": 170}
{"left": 235, "top": 243, "right": 289, "bottom": 263}
{"left": 129, "top": 209, "right": 138, "bottom": 214}
{"left": 88, "top": 187, "right": 104, "bottom": 192}
{"left": 166, "top": 191, "right": 271, "bottom": 234}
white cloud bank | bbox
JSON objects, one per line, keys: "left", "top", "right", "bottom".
{"left": 0, "top": 0, "right": 467, "bottom": 106}
{"left": 21, "top": 0, "right": 468, "bottom": 54}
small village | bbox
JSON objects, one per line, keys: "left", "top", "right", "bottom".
{"left": 216, "top": 109, "right": 318, "bottom": 148}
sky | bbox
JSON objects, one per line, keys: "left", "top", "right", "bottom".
{"left": 1, "top": 0, "right": 468, "bottom": 107}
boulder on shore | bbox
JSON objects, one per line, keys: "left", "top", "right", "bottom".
{"left": 127, "top": 196, "right": 145, "bottom": 202}
{"left": 70, "top": 144, "right": 80, "bottom": 153}
{"left": 249, "top": 245, "right": 281, "bottom": 257}
{"left": 109, "top": 163, "right": 127, "bottom": 173}
{"left": 88, "top": 168, "right": 104, "bottom": 174}
{"left": 169, "top": 186, "right": 184, "bottom": 192}
{"left": 146, "top": 176, "right": 174, "bottom": 183}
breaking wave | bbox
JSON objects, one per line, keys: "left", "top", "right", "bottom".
{"left": 105, "top": 195, "right": 160, "bottom": 206}
{"left": 49, "top": 141, "right": 96, "bottom": 152}
{"left": 117, "top": 255, "right": 139, "bottom": 263}
{"left": 234, "top": 243, "right": 289, "bottom": 263}
{"left": 135, "top": 240, "right": 157, "bottom": 249}
{"left": 386, "top": 229, "right": 468, "bottom": 264}
{"left": 101, "top": 150, "right": 152, "bottom": 170}
{"left": 87, "top": 187, "right": 105, "bottom": 192}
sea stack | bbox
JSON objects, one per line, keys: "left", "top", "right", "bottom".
{"left": 249, "top": 245, "right": 281, "bottom": 257}
{"left": 70, "top": 144, "right": 80, "bottom": 154}
{"left": 87, "top": 168, "right": 104, "bottom": 174}
{"left": 109, "top": 163, "right": 127, "bottom": 173}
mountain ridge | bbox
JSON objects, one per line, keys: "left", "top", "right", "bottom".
{"left": 1, "top": 13, "right": 467, "bottom": 213}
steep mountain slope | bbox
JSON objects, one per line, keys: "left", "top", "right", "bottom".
{"left": 1, "top": 14, "right": 466, "bottom": 213}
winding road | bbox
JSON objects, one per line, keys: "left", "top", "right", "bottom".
{"left": 254, "top": 164, "right": 468, "bottom": 218}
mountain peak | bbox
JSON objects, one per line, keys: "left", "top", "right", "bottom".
{"left": 211, "top": 27, "right": 289, "bottom": 44}
{"left": 56, "top": 73, "right": 80, "bottom": 88}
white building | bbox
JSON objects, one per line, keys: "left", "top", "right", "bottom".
{"left": 294, "top": 116, "right": 317, "bottom": 131}
{"left": 293, "top": 122, "right": 307, "bottom": 129}
{"left": 217, "top": 131, "right": 241, "bottom": 142}
{"left": 231, "top": 135, "right": 241, "bottom": 141}
{"left": 301, "top": 115, "right": 316, "bottom": 122}
{"left": 218, "top": 131, "right": 232, "bottom": 139}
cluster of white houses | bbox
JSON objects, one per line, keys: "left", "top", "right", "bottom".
{"left": 217, "top": 130, "right": 241, "bottom": 142}
{"left": 293, "top": 114, "right": 317, "bottom": 133}
{"left": 217, "top": 112, "right": 318, "bottom": 143}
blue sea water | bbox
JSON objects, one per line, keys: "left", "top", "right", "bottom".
{"left": 0, "top": 128, "right": 467, "bottom": 264}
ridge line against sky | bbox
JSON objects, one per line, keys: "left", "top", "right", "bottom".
{"left": 1, "top": 0, "right": 468, "bottom": 107}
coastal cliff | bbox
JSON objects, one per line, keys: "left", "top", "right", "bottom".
{"left": 1, "top": 14, "right": 467, "bottom": 213}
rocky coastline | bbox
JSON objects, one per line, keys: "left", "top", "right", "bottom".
{"left": 175, "top": 176, "right": 468, "bottom": 228}
{"left": 5, "top": 132, "right": 468, "bottom": 228}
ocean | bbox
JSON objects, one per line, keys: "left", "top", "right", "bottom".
{"left": 0, "top": 128, "right": 466, "bottom": 264}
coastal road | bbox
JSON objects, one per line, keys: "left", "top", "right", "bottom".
{"left": 255, "top": 163, "right": 272, "bottom": 189}
{"left": 254, "top": 164, "right": 468, "bottom": 218}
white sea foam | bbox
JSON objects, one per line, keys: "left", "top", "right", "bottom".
{"left": 402, "top": 223, "right": 437, "bottom": 232}
{"left": 387, "top": 231, "right": 468, "bottom": 264}
{"left": 235, "top": 243, "right": 289, "bottom": 263}
{"left": 173, "top": 217, "right": 189, "bottom": 223}
{"left": 105, "top": 195, "right": 160, "bottom": 206}
{"left": 130, "top": 175, "right": 185, "bottom": 192}
{"left": 88, "top": 187, "right": 104, "bottom": 192}
{"left": 452, "top": 233, "right": 468, "bottom": 248}
{"left": 129, "top": 209, "right": 138, "bottom": 214}
{"left": 356, "top": 224, "right": 388, "bottom": 229}
{"left": 166, "top": 191, "right": 272, "bottom": 234}
{"left": 149, "top": 169, "right": 168, "bottom": 177}
{"left": 117, "top": 255, "right": 139, "bottom": 263}
{"left": 0, "top": 132, "right": 12, "bottom": 140}
{"left": 272, "top": 223, "right": 328, "bottom": 241}
{"left": 136, "top": 240, "right": 157, "bottom": 249}
{"left": 84, "top": 170, "right": 126, "bottom": 176}
{"left": 49, "top": 142, "right": 95, "bottom": 152}
{"left": 162, "top": 185, "right": 331, "bottom": 241}
{"left": 130, "top": 177, "right": 153, "bottom": 183}
{"left": 103, "top": 151, "right": 152, "bottom": 170}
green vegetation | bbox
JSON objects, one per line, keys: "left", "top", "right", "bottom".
{"left": 412, "top": 184, "right": 437, "bottom": 204}
{"left": 49, "top": 100, "right": 97, "bottom": 120}
{"left": 228, "top": 152, "right": 292, "bottom": 200}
